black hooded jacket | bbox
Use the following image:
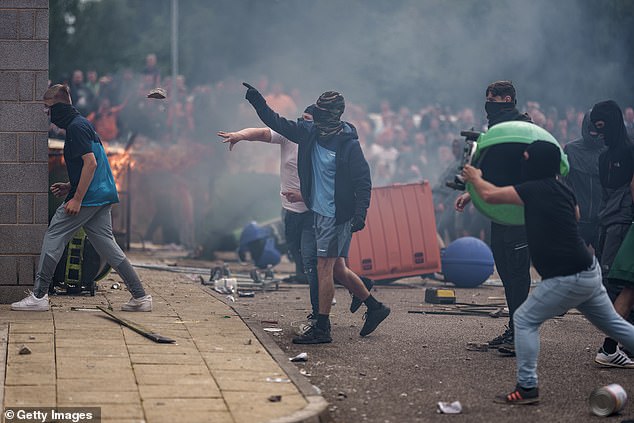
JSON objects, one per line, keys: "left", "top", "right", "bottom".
{"left": 562, "top": 112, "right": 605, "bottom": 225}
{"left": 248, "top": 97, "right": 371, "bottom": 224}
{"left": 591, "top": 101, "right": 634, "bottom": 225}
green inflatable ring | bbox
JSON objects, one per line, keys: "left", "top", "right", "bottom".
{"left": 466, "top": 121, "right": 569, "bottom": 226}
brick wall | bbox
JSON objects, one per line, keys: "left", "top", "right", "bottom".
{"left": 0, "top": 0, "right": 49, "bottom": 303}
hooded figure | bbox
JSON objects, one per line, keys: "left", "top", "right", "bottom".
{"left": 562, "top": 111, "right": 605, "bottom": 246}
{"left": 590, "top": 100, "right": 634, "bottom": 226}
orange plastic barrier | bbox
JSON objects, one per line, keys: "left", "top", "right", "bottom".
{"left": 348, "top": 182, "right": 441, "bottom": 282}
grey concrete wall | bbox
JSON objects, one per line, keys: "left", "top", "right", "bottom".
{"left": 0, "top": 0, "right": 49, "bottom": 303}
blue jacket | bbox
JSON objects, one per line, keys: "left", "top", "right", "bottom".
{"left": 250, "top": 99, "right": 371, "bottom": 224}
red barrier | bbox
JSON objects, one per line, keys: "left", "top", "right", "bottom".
{"left": 348, "top": 182, "right": 441, "bottom": 282}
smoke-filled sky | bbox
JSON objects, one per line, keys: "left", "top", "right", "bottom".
{"left": 56, "top": 0, "right": 633, "bottom": 112}
{"left": 185, "top": 0, "right": 633, "bottom": 111}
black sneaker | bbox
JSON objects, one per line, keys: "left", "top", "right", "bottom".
{"left": 488, "top": 326, "right": 513, "bottom": 348}
{"left": 498, "top": 342, "right": 516, "bottom": 357}
{"left": 350, "top": 277, "right": 374, "bottom": 313}
{"left": 360, "top": 304, "right": 390, "bottom": 337}
{"left": 292, "top": 325, "right": 332, "bottom": 344}
{"left": 493, "top": 385, "right": 539, "bottom": 405}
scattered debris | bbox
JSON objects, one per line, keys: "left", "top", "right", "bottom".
{"left": 18, "top": 345, "right": 31, "bottom": 355}
{"left": 70, "top": 307, "right": 100, "bottom": 312}
{"left": 437, "top": 401, "right": 462, "bottom": 414}
{"left": 268, "top": 395, "right": 282, "bottom": 402}
{"left": 244, "top": 339, "right": 252, "bottom": 345}
{"left": 261, "top": 320, "right": 279, "bottom": 325}
{"left": 337, "top": 392, "right": 347, "bottom": 400}
{"left": 238, "top": 291, "right": 255, "bottom": 297}
{"left": 147, "top": 87, "right": 167, "bottom": 100}
{"left": 225, "top": 295, "right": 235, "bottom": 303}
{"left": 28, "top": 336, "right": 35, "bottom": 340}
{"left": 97, "top": 306, "right": 175, "bottom": 344}
{"left": 111, "top": 283, "right": 120, "bottom": 289}
{"left": 466, "top": 342, "right": 489, "bottom": 352}
{"left": 290, "top": 352, "right": 308, "bottom": 362}
{"left": 299, "top": 369, "right": 312, "bottom": 377}
{"left": 266, "top": 377, "right": 291, "bottom": 383}
{"left": 263, "top": 328, "right": 282, "bottom": 333}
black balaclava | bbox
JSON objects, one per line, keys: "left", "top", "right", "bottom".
{"left": 50, "top": 103, "right": 79, "bottom": 129}
{"left": 590, "top": 100, "right": 628, "bottom": 149}
{"left": 303, "top": 104, "right": 316, "bottom": 116}
{"left": 521, "top": 140, "right": 561, "bottom": 181}
{"left": 313, "top": 91, "right": 344, "bottom": 136}
{"left": 580, "top": 110, "right": 603, "bottom": 148}
{"left": 298, "top": 104, "right": 316, "bottom": 124}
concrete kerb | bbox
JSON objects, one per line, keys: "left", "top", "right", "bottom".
{"left": 202, "top": 287, "right": 330, "bottom": 423}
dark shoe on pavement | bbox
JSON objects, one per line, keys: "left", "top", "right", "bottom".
{"left": 292, "top": 325, "right": 332, "bottom": 344}
{"left": 494, "top": 385, "right": 539, "bottom": 405}
{"left": 350, "top": 277, "right": 374, "bottom": 313}
{"left": 488, "top": 326, "right": 513, "bottom": 348}
{"left": 360, "top": 304, "right": 390, "bottom": 337}
{"left": 498, "top": 334, "right": 516, "bottom": 357}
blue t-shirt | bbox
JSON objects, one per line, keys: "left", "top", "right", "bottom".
{"left": 311, "top": 142, "right": 336, "bottom": 217}
{"left": 64, "top": 116, "right": 119, "bottom": 206}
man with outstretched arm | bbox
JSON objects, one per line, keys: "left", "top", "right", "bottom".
{"left": 218, "top": 106, "right": 373, "bottom": 326}
{"left": 242, "top": 82, "right": 390, "bottom": 344}
{"left": 462, "top": 140, "right": 634, "bottom": 404}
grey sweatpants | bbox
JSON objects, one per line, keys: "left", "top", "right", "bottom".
{"left": 34, "top": 203, "right": 145, "bottom": 298}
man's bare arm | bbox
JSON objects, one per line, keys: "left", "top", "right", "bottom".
{"left": 217, "top": 128, "right": 271, "bottom": 151}
{"left": 462, "top": 165, "right": 524, "bottom": 206}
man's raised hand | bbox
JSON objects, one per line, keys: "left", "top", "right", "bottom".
{"left": 243, "top": 82, "right": 265, "bottom": 106}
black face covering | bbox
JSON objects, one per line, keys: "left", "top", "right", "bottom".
{"left": 520, "top": 140, "right": 561, "bottom": 182}
{"left": 314, "top": 91, "right": 345, "bottom": 136}
{"left": 485, "top": 101, "right": 513, "bottom": 116}
{"left": 50, "top": 103, "right": 79, "bottom": 129}
{"left": 580, "top": 111, "right": 603, "bottom": 149}
{"left": 485, "top": 101, "right": 523, "bottom": 128}
{"left": 590, "top": 100, "right": 628, "bottom": 149}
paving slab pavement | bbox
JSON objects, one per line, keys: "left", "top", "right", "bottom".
{"left": 0, "top": 266, "right": 328, "bottom": 423}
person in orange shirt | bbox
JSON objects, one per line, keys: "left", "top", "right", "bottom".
{"left": 87, "top": 97, "right": 127, "bottom": 143}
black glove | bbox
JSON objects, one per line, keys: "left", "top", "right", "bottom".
{"left": 243, "top": 82, "right": 265, "bottom": 107}
{"left": 350, "top": 215, "right": 366, "bottom": 233}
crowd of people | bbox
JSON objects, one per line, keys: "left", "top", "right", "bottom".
{"left": 36, "top": 49, "right": 634, "bottom": 407}
{"left": 48, "top": 54, "right": 634, "bottom": 248}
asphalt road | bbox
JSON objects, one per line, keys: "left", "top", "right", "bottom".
{"left": 229, "top": 276, "right": 634, "bottom": 423}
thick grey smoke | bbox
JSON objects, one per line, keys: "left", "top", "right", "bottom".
{"left": 193, "top": 0, "right": 631, "bottom": 111}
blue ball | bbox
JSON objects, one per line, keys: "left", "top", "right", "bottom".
{"left": 441, "top": 237, "right": 494, "bottom": 288}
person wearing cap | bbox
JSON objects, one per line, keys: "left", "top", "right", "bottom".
{"left": 243, "top": 83, "right": 390, "bottom": 344}
{"left": 462, "top": 140, "right": 634, "bottom": 405}
{"left": 11, "top": 84, "right": 152, "bottom": 312}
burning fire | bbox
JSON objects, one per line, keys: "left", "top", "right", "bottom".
{"left": 107, "top": 149, "right": 133, "bottom": 191}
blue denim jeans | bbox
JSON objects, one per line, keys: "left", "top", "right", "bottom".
{"left": 514, "top": 257, "right": 634, "bottom": 388}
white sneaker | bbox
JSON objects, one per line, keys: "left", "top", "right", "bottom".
{"left": 331, "top": 297, "right": 337, "bottom": 306}
{"left": 595, "top": 347, "right": 634, "bottom": 368}
{"left": 121, "top": 295, "right": 152, "bottom": 312}
{"left": 11, "top": 292, "right": 50, "bottom": 311}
